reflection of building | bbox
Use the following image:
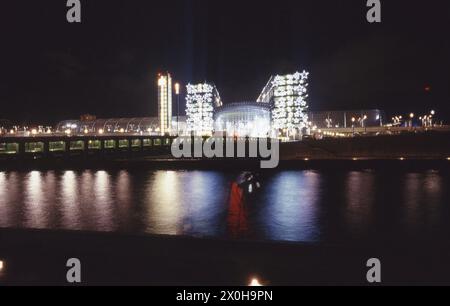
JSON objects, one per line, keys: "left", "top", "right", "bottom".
{"left": 158, "top": 73, "right": 172, "bottom": 135}
{"left": 214, "top": 102, "right": 271, "bottom": 137}
{"left": 185, "top": 83, "right": 222, "bottom": 136}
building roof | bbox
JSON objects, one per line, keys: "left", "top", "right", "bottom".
{"left": 215, "top": 101, "right": 271, "bottom": 113}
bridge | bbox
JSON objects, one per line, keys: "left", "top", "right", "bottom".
{"left": 0, "top": 134, "right": 176, "bottom": 160}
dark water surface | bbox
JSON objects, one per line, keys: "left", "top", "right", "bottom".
{"left": 0, "top": 168, "right": 449, "bottom": 243}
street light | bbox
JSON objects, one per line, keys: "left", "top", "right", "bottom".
{"left": 175, "top": 82, "right": 181, "bottom": 136}
{"left": 409, "top": 113, "right": 415, "bottom": 128}
{"left": 351, "top": 117, "right": 356, "bottom": 135}
{"left": 360, "top": 115, "right": 367, "bottom": 128}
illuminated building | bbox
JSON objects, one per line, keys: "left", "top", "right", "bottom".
{"left": 214, "top": 102, "right": 271, "bottom": 137}
{"left": 158, "top": 73, "right": 172, "bottom": 135}
{"left": 56, "top": 116, "right": 187, "bottom": 135}
{"left": 56, "top": 70, "right": 386, "bottom": 139}
{"left": 185, "top": 83, "right": 222, "bottom": 136}
{"left": 258, "top": 71, "right": 310, "bottom": 136}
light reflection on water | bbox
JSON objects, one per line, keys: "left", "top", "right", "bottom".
{"left": 0, "top": 169, "right": 448, "bottom": 243}
{"left": 24, "top": 171, "right": 45, "bottom": 228}
{"left": 345, "top": 171, "right": 375, "bottom": 237}
{"left": 255, "top": 171, "right": 321, "bottom": 242}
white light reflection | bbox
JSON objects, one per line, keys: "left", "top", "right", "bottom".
{"left": 182, "top": 171, "right": 228, "bottom": 236}
{"left": 260, "top": 171, "right": 321, "bottom": 242}
{"left": 115, "top": 170, "right": 132, "bottom": 229}
{"left": 60, "top": 170, "right": 81, "bottom": 229}
{"left": 0, "top": 172, "right": 11, "bottom": 227}
{"left": 92, "top": 171, "right": 114, "bottom": 231}
{"left": 24, "top": 171, "right": 46, "bottom": 228}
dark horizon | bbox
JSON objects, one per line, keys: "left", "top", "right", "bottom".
{"left": 1, "top": 0, "right": 449, "bottom": 125}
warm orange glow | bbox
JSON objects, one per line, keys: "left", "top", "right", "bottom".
{"left": 249, "top": 278, "right": 262, "bottom": 286}
{"left": 174, "top": 82, "right": 180, "bottom": 95}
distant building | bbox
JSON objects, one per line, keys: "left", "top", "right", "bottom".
{"left": 158, "top": 73, "right": 172, "bottom": 135}
{"left": 56, "top": 70, "right": 386, "bottom": 138}
{"left": 56, "top": 116, "right": 187, "bottom": 135}
{"left": 308, "top": 110, "right": 385, "bottom": 129}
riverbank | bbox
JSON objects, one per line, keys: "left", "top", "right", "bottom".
{"left": 1, "top": 228, "right": 450, "bottom": 285}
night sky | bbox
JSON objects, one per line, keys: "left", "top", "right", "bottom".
{"left": 1, "top": 0, "right": 449, "bottom": 125}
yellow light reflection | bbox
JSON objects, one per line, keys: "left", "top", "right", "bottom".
{"left": 146, "top": 171, "right": 181, "bottom": 235}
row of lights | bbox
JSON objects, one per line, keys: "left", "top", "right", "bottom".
{"left": 391, "top": 110, "right": 436, "bottom": 126}
{"left": 62, "top": 127, "right": 163, "bottom": 136}
{"left": 351, "top": 115, "right": 368, "bottom": 127}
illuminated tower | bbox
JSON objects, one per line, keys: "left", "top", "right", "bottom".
{"left": 258, "top": 71, "right": 309, "bottom": 136}
{"left": 185, "top": 83, "right": 222, "bottom": 136}
{"left": 158, "top": 73, "right": 172, "bottom": 135}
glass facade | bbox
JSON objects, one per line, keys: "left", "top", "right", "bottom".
{"left": 214, "top": 102, "right": 271, "bottom": 137}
